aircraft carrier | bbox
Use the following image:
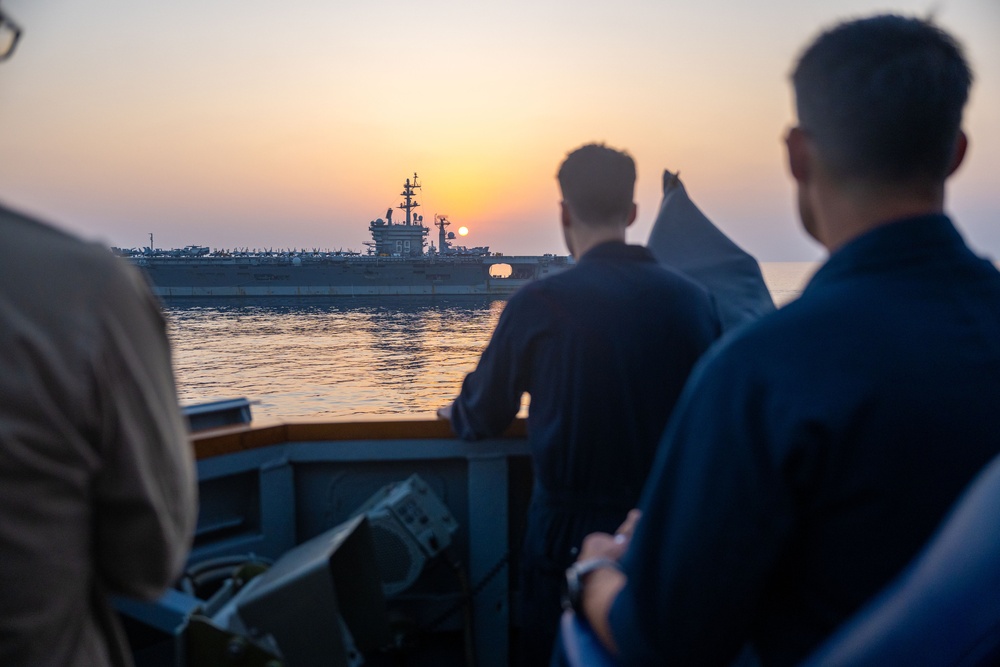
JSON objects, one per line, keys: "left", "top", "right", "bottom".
{"left": 115, "top": 174, "right": 572, "bottom": 298}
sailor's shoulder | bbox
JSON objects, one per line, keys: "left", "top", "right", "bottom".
{"left": 0, "top": 205, "right": 142, "bottom": 297}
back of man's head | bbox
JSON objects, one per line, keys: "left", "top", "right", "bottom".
{"left": 558, "top": 144, "right": 636, "bottom": 226}
{"left": 792, "top": 14, "right": 971, "bottom": 187}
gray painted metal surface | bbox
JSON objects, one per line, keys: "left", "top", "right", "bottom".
{"left": 169, "top": 435, "right": 531, "bottom": 667}
{"left": 130, "top": 255, "right": 571, "bottom": 298}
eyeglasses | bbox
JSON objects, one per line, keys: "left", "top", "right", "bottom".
{"left": 0, "top": 8, "right": 23, "bottom": 61}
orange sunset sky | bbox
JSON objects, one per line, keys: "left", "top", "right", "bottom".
{"left": 1, "top": 0, "right": 997, "bottom": 261}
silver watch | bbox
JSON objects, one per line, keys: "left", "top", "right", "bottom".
{"left": 563, "top": 558, "right": 622, "bottom": 615}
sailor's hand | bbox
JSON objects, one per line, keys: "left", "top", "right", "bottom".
{"left": 436, "top": 404, "right": 453, "bottom": 420}
{"left": 577, "top": 509, "right": 641, "bottom": 563}
{"left": 614, "top": 508, "right": 641, "bottom": 544}
{"left": 573, "top": 510, "right": 640, "bottom": 654}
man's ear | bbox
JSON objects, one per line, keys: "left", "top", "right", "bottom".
{"left": 625, "top": 203, "right": 637, "bottom": 228}
{"left": 560, "top": 201, "right": 572, "bottom": 228}
{"left": 786, "top": 126, "right": 811, "bottom": 184}
{"left": 947, "top": 130, "right": 968, "bottom": 177}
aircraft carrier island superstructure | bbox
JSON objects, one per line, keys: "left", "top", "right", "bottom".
{"left": 116, "top": 174, "right": 572, "bottom": 298}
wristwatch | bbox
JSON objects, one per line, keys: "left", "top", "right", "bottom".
{"left": 563, "top": 558, "right": 622, "bottom": 615}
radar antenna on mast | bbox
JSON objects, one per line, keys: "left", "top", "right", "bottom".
{"left": 435, "top": 215, "right": 452, "bottom": 254}
{"left": 397, "top": 172, "right": 421, "bottom": 225}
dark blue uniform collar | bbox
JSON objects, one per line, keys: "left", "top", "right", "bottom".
{"left": 577, "top": 240, "right": 656, "bottom": 265}
{"left": 806, "top": 214, "right": 966, "bottom": 294}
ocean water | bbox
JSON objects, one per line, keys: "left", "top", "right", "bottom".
{"left": 165, "top": 262, "right": 819, "bottom": 421}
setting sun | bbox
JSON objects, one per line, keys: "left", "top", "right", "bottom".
{"left": 0, "top": 1, "right": 997, "bottom": 261}
{"left": 458, "top": 226, "right": 469, "bottom": 236}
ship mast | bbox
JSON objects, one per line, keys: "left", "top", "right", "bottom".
{"left": 435, "top": 215, "right": 451, "bottom": 254}
{"left": 369, "top": 173, "right": 429, "bottom": 256}
{"left": 397, "top": 172, "right": 421, "bottom": 225}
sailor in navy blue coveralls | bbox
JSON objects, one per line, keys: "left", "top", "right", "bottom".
{"left": 570, "top": 18, "right": 998, "bottom": 665}
{"left": 450, "top": 240, "right": 719, "bottom": 664}
{"left": 608, "top": 214, "right": 1000, "bottom": 665}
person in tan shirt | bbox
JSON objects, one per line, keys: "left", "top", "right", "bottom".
{"left": 0, "top": 8, "right": 197, "bottom": 666}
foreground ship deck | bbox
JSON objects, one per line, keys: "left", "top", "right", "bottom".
{"left": 119, "top": 404, "right": 1000, "bottom": 666}
{"left": 121, "top": 408, "right": 532, "bottom": 667}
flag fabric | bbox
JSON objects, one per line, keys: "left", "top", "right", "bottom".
{"left": 647, "top": 170, "right": 775, "bottom": 332}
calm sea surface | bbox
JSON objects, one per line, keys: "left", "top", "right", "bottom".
{"left": 165, "top": 262, "right": 819, "bottom": 421}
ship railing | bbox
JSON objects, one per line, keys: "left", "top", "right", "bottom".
{"left": 123, "top": 414, "right": 531, "bottom": 667}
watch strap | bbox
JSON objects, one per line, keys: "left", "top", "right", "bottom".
{"left": 563, "top": 558, "right": 622, "bottom": 615}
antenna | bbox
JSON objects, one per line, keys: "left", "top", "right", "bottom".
{"left": 397, "top": 173, "right": 421, "bottom": 225}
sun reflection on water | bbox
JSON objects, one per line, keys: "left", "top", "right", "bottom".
{"left": 165, "top": 296, "right": 506, "bottom": 420}
{"left": 165, "top": 263, "right": 817, "bottom": 421}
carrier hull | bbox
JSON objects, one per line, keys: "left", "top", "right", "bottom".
{"left": 134, "top": 254, "right": 569, "bottom": 298}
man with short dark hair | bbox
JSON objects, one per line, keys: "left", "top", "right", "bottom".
{"left": 439, "top": 143, "right": 720, "bottom": 665}
{"left": 0, "top": 7, "right": 197, "bottom": 666}
{"left": 573, "top": 15, "right": 1000, "bottom": 666}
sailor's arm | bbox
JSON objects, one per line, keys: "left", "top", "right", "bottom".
{"left": 444, "top": 291, "right": 538, "bottom": 438}
{"left": 574, "top": 509, "right": 641, "bottom": 652}
{"left": 92, "top": 258, "right": 198, "bottom": 599}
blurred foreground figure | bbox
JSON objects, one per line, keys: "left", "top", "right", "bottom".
{"left": 440, "top": 143, "right": 719, "bottom": 665}
{"left": 572, "top": 14, "right": 1000, "bottom": 666}
{"left": 800, "top": 450, "right": 1000, "bottom": 666}
{"left": 0, "top": 7, "right": 197, "bottom": 666}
